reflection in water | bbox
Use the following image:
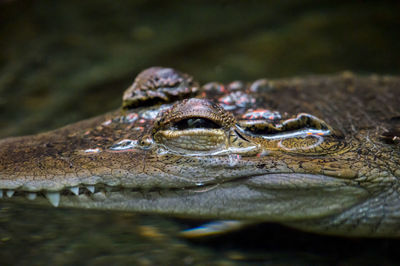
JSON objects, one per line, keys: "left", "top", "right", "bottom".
{"left": 0, "top": 202, "right": 399, "bottom": 265}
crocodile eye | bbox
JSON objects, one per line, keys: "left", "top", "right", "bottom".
{"left": 152, "top": 98, "right": 236, "bottom": 153}
{"left": 172, "top": 118, "right": 221, "bottom": 130}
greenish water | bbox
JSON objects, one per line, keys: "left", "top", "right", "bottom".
{"left": 2, "top": 202, "right": 400, "bottom": 265}
{"left": 1, "top": 0, "right": 400, "bottom": 265}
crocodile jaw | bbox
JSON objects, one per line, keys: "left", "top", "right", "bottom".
{"left": 0, "top": 172, "right": 367, "bottom": 222}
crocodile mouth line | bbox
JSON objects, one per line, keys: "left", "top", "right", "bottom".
{"left": 0, "top": 172, "right": 358, "bottom": 208}
{"left": 0, "top": 180, "right": 234, "bottom": 207}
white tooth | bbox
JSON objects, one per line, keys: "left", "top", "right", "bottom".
{"left": 45, "top": 192, "right": 60, "bottom": 207}
{"left": 69, "top": 186, "right": 79, "bottom": 195}
{"left": 86, "top": 186, "right": 95, "bottom": 193}
{"left": 6, "top": 190, "right": 15, "bottom": 198}
{"left": 0, "top": 189, "right": 3, "bottom": 198}
{"left": 26, "top": 192, "right": 37, "bottom": 200}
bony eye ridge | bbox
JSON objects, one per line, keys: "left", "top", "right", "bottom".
{"left": 238, "top": 113, "right": 342, "bottom": 138}
{"left": 236, "top": 113, "right": 346, "bottom": 154}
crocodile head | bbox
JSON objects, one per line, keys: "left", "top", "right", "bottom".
{"left": 1, "top": 67, "right": 399, "bottom": 237}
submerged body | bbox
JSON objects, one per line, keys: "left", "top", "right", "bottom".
{"left": 0, "top": 67, "right": 399, "bottom": 237}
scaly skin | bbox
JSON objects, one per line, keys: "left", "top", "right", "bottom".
{"left": 0, "top": 67, "right": 399, "bottom": 237}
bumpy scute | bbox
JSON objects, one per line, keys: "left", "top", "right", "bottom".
{"left": 122, "top": 67, "right": 199, "bottom": 108}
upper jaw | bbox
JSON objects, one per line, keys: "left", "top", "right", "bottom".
{"left": 0, "top": 132, "right": 360, "bottom": 201}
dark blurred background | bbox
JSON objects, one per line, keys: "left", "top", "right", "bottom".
{"left": 1, "top": 1, "right": 400, "bottom": 265}
{"left": 0, "top": 0, "right": 399, "bottom": 137}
